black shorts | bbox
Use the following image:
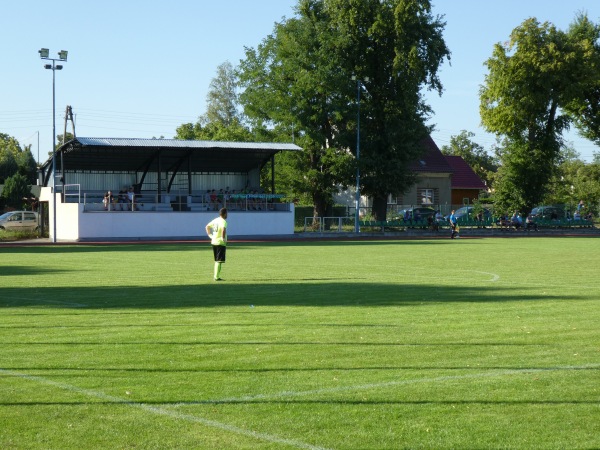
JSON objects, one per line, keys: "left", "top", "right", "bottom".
{"left": 212, "top": 245, "right": 226, "bottom": 262}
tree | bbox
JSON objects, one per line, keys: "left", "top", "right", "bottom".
{"left": 239, "top": 0, "right": 450, "bottom": 220}
{"left": 440, "top": 130, "right": 498, "bottom": 188}
{"left": 175, "top": 119, "right": 254, "bottom": 142}
{"left": 563, "top": 14, "right": 600, "bottom": 145}
{"left": 0, "top": 173, "right": 30, "bottom": 210}
{"left": 0, "top": 146, "right": 18, "bottom": 184}
{"left": 480, "top": 18, "right": 588, "bottom": 214}
{"left": 0, "top": 133, "right": 37, "bottom": 184}
{"left": 201, "top": 61, "right": 241, "bottom": 127}
{"left": 541, "top": 145, "right": 600, "bottom": 214}
{"left": 330, "top": 0, "right": 450, "bottom": 220}
{"left": 238, "top": 0, "right": 356, "bottom": 218}
{"left": 176, "top": 61, "right": 257, "bottom": 143}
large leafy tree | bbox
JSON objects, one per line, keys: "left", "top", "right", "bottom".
{"left": 238, "top": 0, "right": 450, "bottom": 220}
{"left": 0, "top": 133, "right": 36, "bottom": 184}
{"left": 175, "top": 61, "right": 255, "bottom": 142}
{"left": 480, "top": 16, "right": 597, "bottom": 214}
{"left": 238, "top": 0, "right": 355, "bottom": 218}
{"left": 544, "top": 148, "right": 600, "bottom": 215}
{"left": 564, "top": 14, "right": 600, "bottom": 145}
{"left": 0, "top": 173, "right": 30, "bottom": 210}
{"left": 202, "top": 61, "right": 241, "bottom": 127}
{"left": 329, "top": 0, "right": 450, "bottom": 220}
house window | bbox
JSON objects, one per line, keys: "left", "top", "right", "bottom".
{"left": 387, "top": 194, "right": 398, "bottom": 205}
{"left": 420, "top": 188, "right": 434, "bottom": 205}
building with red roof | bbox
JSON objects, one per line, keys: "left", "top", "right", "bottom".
{"left": 443, "top": 155, "right": 487, "bottom": 206}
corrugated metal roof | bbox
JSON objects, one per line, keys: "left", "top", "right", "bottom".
{"left": 40, "top": 137, "right": 302, "bottom": 176}
{"left": 76, "top": 137, "right": 302, "bottom": 151}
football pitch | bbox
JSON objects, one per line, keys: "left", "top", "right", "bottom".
{"left": 1, "top": 237, "right": 599, "bottom": 449}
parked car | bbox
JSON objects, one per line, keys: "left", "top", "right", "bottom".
{"left": 0, "top": 211, "right": 39, "bottom": 231}
{"left": 453, "top": 206, "right": 491, "bottom": 220}
{"left": 530, "top": 206, "right": 564, "bottom": 220}
{"left": 397, "top": 207, "right": 436, "bottom": 221}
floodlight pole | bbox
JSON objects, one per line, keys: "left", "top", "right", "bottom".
{"left": 40, "top": 49, "right": 68, "bottom": 243}
{"left": 353, "top": 77, "right": 365, "bottom": 234}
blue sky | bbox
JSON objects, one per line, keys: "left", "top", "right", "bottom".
{"left": 3, "top": 0, "right": 599, "bottom": 163}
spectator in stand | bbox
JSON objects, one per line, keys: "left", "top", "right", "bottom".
{"left": 577, "top": 200, "right": 585, "bottom": 212}
{"left": 573, "top": 210, "right": 581, "bottom": 221}
{"left": 127, "top": 186, "right": 136, "bottom": 211}
{"left": 117, "top": 188, "right": 128, "bottom": 211}
{"left": 209, "top": 189, "right": 219, "bottom": 210}
{"left": 103, "top": 190, "right": 114, "bottom": 211}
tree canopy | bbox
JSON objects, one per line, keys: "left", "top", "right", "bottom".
{"left": 238, "top": 0, "right": 450, "bottom": 219}
{"left": 0, "top": 133, "right": 36, "bottom": 184}
{"left": 480, "top": 15, "right": 599, "bottom": 214}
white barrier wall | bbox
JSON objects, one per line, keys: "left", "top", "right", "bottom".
{"left": 41, "top": 187, "right": 295, "bottom": 241}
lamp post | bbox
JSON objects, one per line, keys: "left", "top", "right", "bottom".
{"left": 352, "top": 76, "right": 368, "bottom": 233}
{"left": 39, "top": 48, "right": 68, "bottom": 243}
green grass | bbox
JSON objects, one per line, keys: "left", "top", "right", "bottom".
{"left": 1, "top": 237, "right": 599, "bottom": 449}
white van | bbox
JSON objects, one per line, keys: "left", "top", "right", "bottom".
{"left": 0, "top": 211, "right": 39, "bottom": 231}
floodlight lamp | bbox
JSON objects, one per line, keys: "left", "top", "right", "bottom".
{"left": 39, "top": 48, "right": 49, "bottom": 58}
{"left": 58, "top": 50, "right": 68, "bottom": 61}
{"left": 44, "top": 64, "right": 52, "bottom": 70}
{"left": 56, "top": 65, "right": 63, "bottom": 70}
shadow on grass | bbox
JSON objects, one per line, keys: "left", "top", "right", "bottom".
{"left": 0, "top": 239, "right": 475, "bottom": 255}
{"left": 0, "top": 266, "right": 72, "bottom": 277}
{"left": 0, "top": 282, "right": 581, "bottom": 309}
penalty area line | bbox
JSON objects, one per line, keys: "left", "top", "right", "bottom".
{"left": 210, "top": 363, "right": 600, "bottom": 404}
{"left": 0, "top": 368, "right": 330, "bottom": 450}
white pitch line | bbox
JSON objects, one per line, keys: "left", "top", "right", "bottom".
{"left": 473, "top": 271, "right": 500, "bottom": 282}
{"left": 0, "top": 369, "right": 329, "bottom": 450}
{"left": 208, "top": 363, "right": 600, "bottom": 404}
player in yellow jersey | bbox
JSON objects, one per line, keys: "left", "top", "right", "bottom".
{"left": 205, "top": 208, "right": 228, "bottom": 281}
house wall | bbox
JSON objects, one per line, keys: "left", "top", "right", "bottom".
{"left": 334, "top": 172, "right": 453, "bottom": 214}
{"left": 451, "top": 188, "right": 483, "bottom": 207}
{"left": 400, "top": 173, "right": 452, "bottom": 207}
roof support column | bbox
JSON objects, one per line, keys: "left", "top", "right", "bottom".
{"left": 271, "top": 154, "right": 275, "bottom": 194}
{"left": 157, "top": 150, "right": 162, "bottom": 202}
{"left": 187, "top": 152, "right": 192, "bottom": 195}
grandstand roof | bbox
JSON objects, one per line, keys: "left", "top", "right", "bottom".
{"left": 40, "top": 137, "right": 302, "bottom": 175}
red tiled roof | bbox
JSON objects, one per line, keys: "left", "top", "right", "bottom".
{"left": 444, "top": 155, "right": 486, "bottom": 189}
{"left": 410, "top": 135, "right": 454, "bottom": 173}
